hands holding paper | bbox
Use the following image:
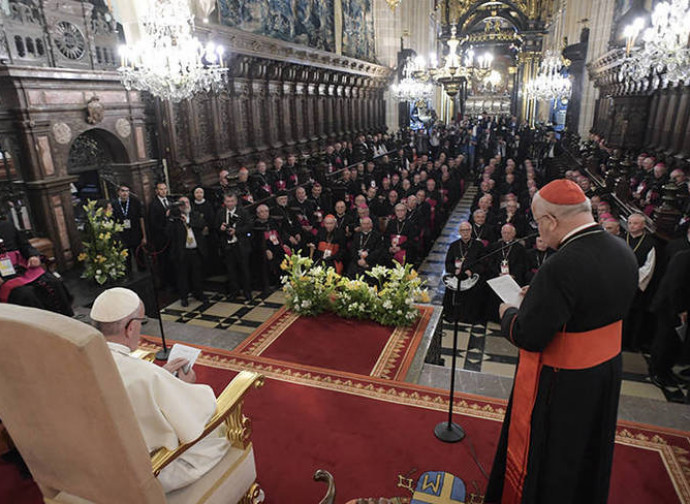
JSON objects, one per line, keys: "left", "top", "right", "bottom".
{"left": 163, "top": 358, "right": 197, "bottom": 383}
{"left": 498, "top": 286, "right": 530, "bottom": 319}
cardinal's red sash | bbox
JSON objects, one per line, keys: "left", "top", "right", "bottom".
{"left": 502, "top": 320, "right": 623, "bottom": 504}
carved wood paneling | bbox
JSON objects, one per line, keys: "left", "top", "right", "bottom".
{"left": 660, "top": 87, "right": 681, "bottom": 152}
{"left": 671, "top": 92, "right": 690, "bottom": 155}
{"left": 652, "top": 90, "right": 670, "bottom": 148}
{"left": 645, "top": 93, "right": 660, "bottom": 145}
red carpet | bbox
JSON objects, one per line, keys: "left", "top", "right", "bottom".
{"left": 234, "top": 306, "right": 433, "bottom": 380}
{"left": 3, "top": 335, "right": 689, "bottom": 503}
{"left": 149, "top": 339, "right": 690, "bottom": 503}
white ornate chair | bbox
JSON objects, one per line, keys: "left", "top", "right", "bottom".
{"left": 0, "top": 304, "right": 263, "bottom": 504}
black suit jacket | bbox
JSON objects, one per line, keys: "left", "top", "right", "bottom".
{"left": 148, "top": 197, "right": 170, "bottom": 248}
{"left": 214, "top": 206, "right": 252, "bottom": 253}
{"left": 166, "top": 211, "right": 208, "bottom": 263}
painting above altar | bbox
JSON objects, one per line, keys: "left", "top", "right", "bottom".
{"left": 217, "top": 0, "right": 336, "bottom": 52}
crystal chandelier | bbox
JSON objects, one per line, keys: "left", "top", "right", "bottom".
{"left": 424, "top": 26, "right": 493, "bottom": 98}
{"left": 386, "top": 0, "right": 402, "bottom": 11}
{"left": 525, "top": 51, "right": 572, "bottom": 101}
{"left": 118, "top": 0, "right": 227, "bottom": 102}
{"left": 621, "top": 0, "right": 690, "bottom": 86}
{"left": 391, "top": 57, "right": 435, "bottom": 102}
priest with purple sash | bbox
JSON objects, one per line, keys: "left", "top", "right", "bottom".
{"left": 0, "top": 220, "right": 72, "bottom": 315}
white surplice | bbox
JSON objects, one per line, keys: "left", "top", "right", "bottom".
{"left": 107, "top": 342, "right": 229, "bottom": 492}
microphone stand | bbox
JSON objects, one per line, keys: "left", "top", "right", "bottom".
{"left": 434, "top": 231, "right": 539, "bottom": 443}
{"left": 143, "top": 245, "right": 170, "bottom": 361}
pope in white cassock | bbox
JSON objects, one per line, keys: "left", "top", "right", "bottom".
{"left": 90, "top": 288, "right": 229, "bottom": 492}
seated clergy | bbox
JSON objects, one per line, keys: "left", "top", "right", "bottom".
{"left": 384, "top": 203, "right": 416, "bottom": 265}
{"left": 0, "top": 219, "right": 72, "bottom": 315}
{"left": 90, "top": 288, "right": 228, "bottom": 492}
{"left": 253, "top": 204, "right": 289, "bottom": 289}
{"left": 310, "top": 215, "right": 346, "bottom": 274}
{"left": 347, "top": 216, "right": 384, "bottom": 278}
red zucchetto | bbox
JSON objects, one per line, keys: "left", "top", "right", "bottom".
{"left": 538, "top": 179, "right": 587, "bottom": 205}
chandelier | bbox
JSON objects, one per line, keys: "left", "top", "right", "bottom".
{"left": 525, "top": 51, "right": 572, "bottom": 101}
{"left": 391, "top": 57, "right": 435, "bottom": 102}
{"left": 386, "top": 0, "right": 402, "bottom": 11}
{"left": 118, "top": 0, "right": 227, "bottom": 102}
{"left": 424, "top": 26, "right": 493, "bottom": 98}
{"left": 621, "top": 0, "right": 690, "bottom": 86}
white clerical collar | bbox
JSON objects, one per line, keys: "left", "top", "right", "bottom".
{"left": 560, "top": 222, "right": 598, "bottom": 245}
{"left": 106, "top": 341, "right": 131, "bottom": 356}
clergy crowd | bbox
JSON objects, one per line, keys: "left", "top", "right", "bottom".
{"left": 1, "top": 114, "right": 689, "bottom": 499}
{"left": 1, "top": 116, "right": 688, "bottom": 387}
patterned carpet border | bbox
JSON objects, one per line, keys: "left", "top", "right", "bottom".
{"left": 230, "top": 306, "right": 433, "bottom": 381}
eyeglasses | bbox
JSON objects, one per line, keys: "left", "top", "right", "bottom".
{"left": 534, "top": 214, "right": 554, "bottom": 226}
{"left": 126, "top": 316, "right": 148, "bottom": 330}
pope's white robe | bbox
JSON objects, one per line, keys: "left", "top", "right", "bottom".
{"left": 107, "top": 342, "right": 229, "bottom": 492}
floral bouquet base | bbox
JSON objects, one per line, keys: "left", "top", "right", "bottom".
{"left": 281, "top": 255, "right": 429, "bottom": 327}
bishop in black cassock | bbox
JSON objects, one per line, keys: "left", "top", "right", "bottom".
{"left": 486, "top": 180, "right": 638, "bottom": 504}
{"left": 442, "top": 221, "right": 486, "bottom": 324}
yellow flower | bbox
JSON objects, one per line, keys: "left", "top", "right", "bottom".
{"left": 120, "top": 249, "right": 128, "bottom": 257}
{"left": 77, "top": 252, "right": 88, "bottom": 262}
{"left": 420, "top": 291, "right": 430, "bottom": 303}
{"left": 98, "top": 233, "right": 105, "bottom": 240}
{"left": 406, "top": 270, "right": 418, "bottom": 281}
{"left": 104, "top": 232, "right": 111, "bottom": 241}
{"left": 280, "top": 258, "right": 289, "bottom": 271}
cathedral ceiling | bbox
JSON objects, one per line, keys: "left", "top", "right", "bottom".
{"left": 442, "top": 0, "right": 554, "bottom": 34}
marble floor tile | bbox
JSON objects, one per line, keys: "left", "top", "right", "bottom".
{"left": 620, "top": 380, "right": 667, "bottom": 401}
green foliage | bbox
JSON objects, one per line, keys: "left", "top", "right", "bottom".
{"left": 78, "top": 200, "right": 127, "bottom": 285}
{"left": 280, "top": 255, "right": 429, "bottom": 327}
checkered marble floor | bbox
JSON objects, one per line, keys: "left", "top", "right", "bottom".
{"left": 437, "top": 321, "right": 689, "bottom": 404}
{"left": 161, "top": 290, "right": 285, "bottom": 335}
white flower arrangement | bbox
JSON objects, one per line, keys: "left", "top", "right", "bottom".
{"left": 281, "top": 257, "right": 429, "bottom": 326}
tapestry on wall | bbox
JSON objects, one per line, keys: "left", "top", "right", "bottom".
{"left": 217, "top": 0, "right": 335, "bottom": 52}
{"left": 341, "top": 0, "right": 376, "bottom": 62}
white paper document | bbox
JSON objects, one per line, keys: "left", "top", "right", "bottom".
{"left": 167, "top": 343, "right": 202, "bottom": 373}
{"left": 487, "top": 275, "right": 524, "bottom": 308}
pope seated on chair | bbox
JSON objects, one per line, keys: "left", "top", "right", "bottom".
{"left": 89, "top": 287, "right": 229, "bottom": 492}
